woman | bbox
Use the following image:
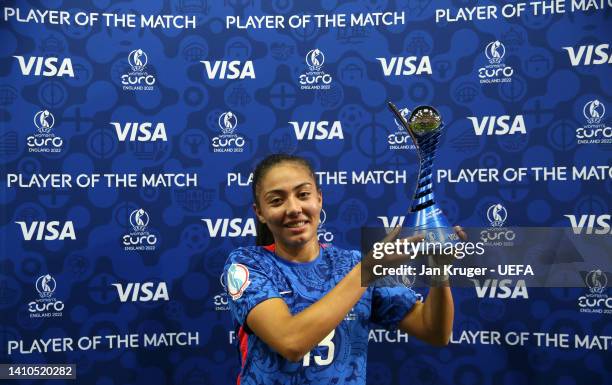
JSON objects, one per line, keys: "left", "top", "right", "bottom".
{"left": 224, "top": 154, "right": 459, "bottom": 384}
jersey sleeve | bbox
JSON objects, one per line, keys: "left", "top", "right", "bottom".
{"left": 224, "top": 248, "right": 281, "bottom": 326}
{"left": 370, "top": 285, "right": 418, "bottom": 330}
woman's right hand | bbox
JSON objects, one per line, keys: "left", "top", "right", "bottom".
{"left": 361, "top": 226, "right": 425, "bottom": 285}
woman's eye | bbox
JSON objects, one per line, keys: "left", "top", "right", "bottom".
{"left": 269, "top": 198, "right": 282, "bottom": 205}
{"left": 299, "top": 191, "right": 310, "bottom": 198}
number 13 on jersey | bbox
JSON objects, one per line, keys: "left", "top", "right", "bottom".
{"left": 302, "top": 330, "right": 335, "bottom": 366}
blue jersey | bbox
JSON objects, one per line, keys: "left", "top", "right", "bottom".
{"left": 223, "top": 245, "right": 418, "bottom": 385}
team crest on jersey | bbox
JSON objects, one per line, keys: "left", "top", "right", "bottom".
{"left": 227, "top": 263, "right": 251, "bottom": 300}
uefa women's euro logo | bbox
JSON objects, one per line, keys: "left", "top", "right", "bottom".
{"left": 34, "top": 110, "right": 54, "bottom": 134}
{"left": 212, "top": 111, "right": 245, "bottom": 153}
{"left": 388, "top": 106, "right": 415, "bottom": 150}
{"left": 123, "top": 208, "right": 157, "bottom": 251}
{"left": 130, "top": 208, "right": 150, "bottom": 232}
{"left": 227, "top": 263, "right": 251, "bottom": 300}
{"left": 478, "top": 40, "right": 513, "bottom": 84}
{"left": 485, "top": 41, "right": 505, "bottom": 64}
{"left": 36, "top": 274, "right": 56, "bottom": 298}
{"left": 121, "top": 49, "right": 156, "bottom": 91}
{"left": 128, "top": 49, "right": 148, "bottom": 72}
{"left": 578, "top": 269, "right": 610, "bottom": 314}
{"left": 586, "top": 270, "right": 607, "bottom": 295}
{"left": 218, "top": 111, "right": 238, "bottom": 135}
{"left": 27, "top": 109, "right": 63, "bottom": 153}
{"left": 584, "top": 100, "right": 605, "bottom": 125}
{"left": 576, "top": 99, "right": 610, "bottom": 144}
{"left": 487, "top": 203, "right": 507, "bottom": 227}
{"left": 481, "top": 203, "right": 515, "bottom": 247}
{"left": 306, "top": 49, "right": 325, "bottom": 71}
{"left": 300, "top": 48, "right": 332, "bottom": 90}
{"left": 29, "top": 274, "right": 64, "bottom": 318}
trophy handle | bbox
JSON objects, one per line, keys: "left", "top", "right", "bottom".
{"left": 387, "top": 101, "right": 421, "bottom": 216}
{"left": 387, "top": 101, "right": 420, "bottom": 156}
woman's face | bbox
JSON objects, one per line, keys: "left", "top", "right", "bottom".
{"left": 254, "top": 162, "right": 322, "bottom": 249}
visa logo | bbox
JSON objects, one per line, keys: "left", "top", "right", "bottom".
{"left": 111, "top": 122, "right": 168, "bottom": 142}
{"left": 13, "top": 56, "right": 74, "bottom": 77}
{"left": 112, "top": 282, "right": 170, "bottom": 302}
{"left": 16, "top": 221, "right": 76, "bottom": 241}
{"left": 565, "top": 214, "right": 611, "bottom": 234}
{"left": 290, "top": 121, "right": 344, "bottom": 140}
{"left": 201, "top": 60, "right": 255, "bottom": 79}
{"left": 377, "top": 56, "right": 432, "bottom": 76}
{"left": 473, "top": 279, "right": 528, "bottom": 299}
{"left": 468, "top": 115, "right": 526, "bottom": 136}
{"left": 563, "top": 44, "right": 612, "bottom": 66}
{"left": 201, "top": 218, "right": 257, "bottom": 237}
{"left": 377, "top": 216, "right": 405, "bottom": 228}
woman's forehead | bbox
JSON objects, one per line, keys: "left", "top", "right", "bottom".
{"left": 260, "top": 163, "right": 315, "bottom": 191}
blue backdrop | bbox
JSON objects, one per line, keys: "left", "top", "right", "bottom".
{"left": 1, "top": 0, "right": 610, "bottom": 384}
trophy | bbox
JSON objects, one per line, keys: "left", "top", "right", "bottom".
{"left": 387, "top": 102, "right": 458, "bottom": 245}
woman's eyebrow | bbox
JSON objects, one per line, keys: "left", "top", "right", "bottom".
{"left": 292, "top": 182, "right": 312, "bottom": 190}
{"left": 263, "top": 182, "right": 312, "bottom": 198}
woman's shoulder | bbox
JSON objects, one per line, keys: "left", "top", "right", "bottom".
{"left": 323, "top": 244, "right": 360, "bottom": 256}
{"left": 322, "top": 245, "right": 362, "bottom": 265}
{"left": 225, "top": 246, "right": 272, "bottom": 267}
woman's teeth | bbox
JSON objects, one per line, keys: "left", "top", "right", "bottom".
{"left": 286, "top": 221, "right": 306, "bottom": 228}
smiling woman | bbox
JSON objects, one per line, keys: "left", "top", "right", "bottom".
{"left": 223, "top": 153, "right": 457, "bottom": 385}
{"left": 251, "top": 154, "right": 322, "bottom": 261}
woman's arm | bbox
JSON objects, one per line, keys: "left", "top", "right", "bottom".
{"left": 397, "top": 286, "right": 454, "bottom": 346}
{"left": 245, "top": 230, "right": 428, "bottom": 361}
{"left": 246, "top": 262, "right": 366, "bottom": 362}
{"left": 398, "top": 226, "right": 465, "bottom": 345}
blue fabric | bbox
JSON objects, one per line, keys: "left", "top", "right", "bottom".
{"left": 224, "top": 245, "right": 418, "bottom": 385}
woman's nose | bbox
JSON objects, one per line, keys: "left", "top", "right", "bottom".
{"left": 285, "top": 197, "right": 302, "bottom": 216}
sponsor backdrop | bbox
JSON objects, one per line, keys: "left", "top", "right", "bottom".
{"left": 0, "top": 0, "right": 610, "bottom": 384}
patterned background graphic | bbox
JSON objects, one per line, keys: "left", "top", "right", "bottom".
{"left": 0, "top": 0, "right": 610, "bottom": 384}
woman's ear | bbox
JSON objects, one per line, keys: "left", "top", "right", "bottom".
{"left": 253, "top": 203, "right": 266, "bottom": 223}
